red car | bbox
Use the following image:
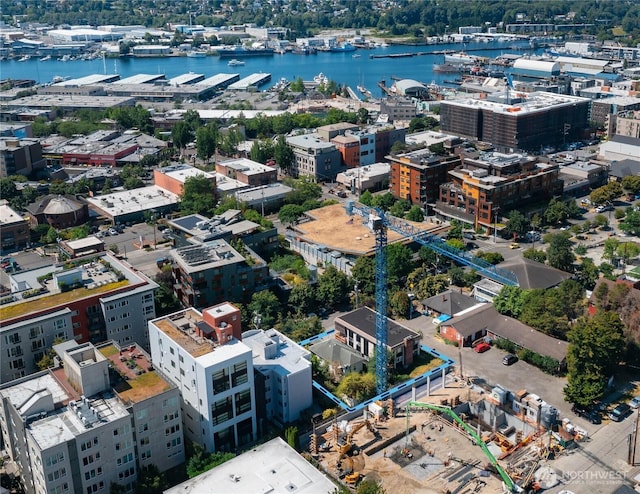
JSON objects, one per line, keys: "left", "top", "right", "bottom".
{"left": 473, "top": 342, "right": 491, "bottom": 353}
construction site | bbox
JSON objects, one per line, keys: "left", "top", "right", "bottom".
{"left": 309, "top": 379, "right": 588, "bottom": 494}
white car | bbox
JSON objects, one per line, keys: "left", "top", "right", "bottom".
{"left": 629, "top": 396, "right": 640, "bottom": 409}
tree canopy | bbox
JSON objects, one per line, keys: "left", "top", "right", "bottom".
{"left": 180, "top": 175, "right": 217, "bottom": 215}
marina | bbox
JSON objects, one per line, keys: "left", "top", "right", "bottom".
{"left": 1, "top": 40, "right": 540, "bottom": 97}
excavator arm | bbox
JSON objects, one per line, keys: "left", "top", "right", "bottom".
{"left": 406, "top": 401, "right": 519, "bottom": 492}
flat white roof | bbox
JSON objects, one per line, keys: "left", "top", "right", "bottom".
{"left": 243, "top": 329, "right": 311, "bottom": 372}
{"left": 218, "top": 157, "right": 274, "bottom": 175}
{"left": 86, "top": 185, "right": 179, "bottom": 217}
{"left": 160, "top": 165, "right": 215, "bottom": 183}
{"left": 112, "top": 74, "right": 165, "bottom": 85}
{"left": 0, "top": 202, "right": 26, "bottom": 226}
{"left": 64, "top": 236, "right": 104, "bottom": 249}
{"left": 203, "top": 302, "right": 238, "bottom": 319}
{"left": 165, "top": 437, "right": 336, "bottom": 494}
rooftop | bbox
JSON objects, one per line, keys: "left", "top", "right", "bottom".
{"left": 165, "top": 437, "right": 336, "bottom": 494}
{"left": 171, "top": 240, "right": 245, "bottom": 273}
{"left": 336, "top": 307, "right": 420, "bottom": 348}
{"left": 157, "top": 163, "right": 215, "bottom": 183}
{"left": 243, "top": 329, "right": 311, "bottom": 372}
{"left": 98, "top": 343, "right": 171, "bottom": 405}
{"left": 0, "top": 201, "right": 26, "bottom": 227}
{"left": 0, "top": 254, "right": 148, "bottom": 323}
{"left": 151, "top": 308, "right": 251, "bottom": 363}
{"left": 86, "top": 185, "right": 179, "bottom": 217}
{"left": 442, "top": 91, "right": 589, "bottom": 116}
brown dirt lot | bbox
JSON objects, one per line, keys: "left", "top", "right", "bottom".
{"left": 295, "top": 204, "right": 449, "bottom": 256}
{"left": 316, "top": 384, "right": 506, "bottom": 494}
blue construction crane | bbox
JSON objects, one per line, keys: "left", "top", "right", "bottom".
{"left": 346, "top": 200, "right": 517, "bottom": 393}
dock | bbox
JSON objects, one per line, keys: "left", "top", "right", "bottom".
{"left": 227, "top": 73, "right": 271, "bottom": 90}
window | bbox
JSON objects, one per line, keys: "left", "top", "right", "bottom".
{"left": 162, "top": 396, "right": 178, "bottom": 408}
{"left": 232, "top": 361, "right": 248, "bottom": 387}
{"left": 140, "top": 437, "right": 150, "bottom": 446}
{"left": 235, "top": 389, "right": 251, "bottom": 415}
{"left": 138, "top": 423, "right": 148, "bottom": 433}
{"left": 5, "top": 333, "right": 20, "bottom": 345}
{"left": 164, "top": 411, "right": 179, "bottom": 422}
{"left": 9, "top": 358, "right": 24, "bottom": 369}
{"left": 118, "top": 467, "right": 135, "bottom": 480}
{"left": 29, "top": 326, "right": 43, "bottom": 339}
{"left": 212, "top": 368, "right": 230, "bottom": 393}
{"left": 165, "top": 424, "right": 180, "bottom": 435}
{"left": 45, "top": 452, "right": 65, "bottom": 467}
{"left": 141, "top": 450, "right": 152, "bottom": 460}
{"left": 7, "top": 346, "right": 23, "bottom": 357}
{"left": 211, "top": 397, "right": 233, "bottom": 425}
{"left": 54, "top": 319, "right": 67, "bottom": 330}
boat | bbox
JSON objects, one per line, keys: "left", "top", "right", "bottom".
{"left": 187, "top": 50, "right": 207, "bottom": 58}
{"left": 227, "top": 59, "right": 245, "bottom": 67}
{"left": 17, "top": 55, "right": 30, "bottom": 62}
{"left": 51, "top": 75, "right": 69, "bottom": 84}
{"left": 433, "top": 63, "right": 463, "bottom": 73}
{"left": 352, "top": 53, "right": 361, "bottom": 58}
{"left": 314, "top": 72, "right": 329, "bottom": 84}
{"left": 444, "top": 52, "right": 478, "bottom": 64}
{"left": 330, "top": 42, "right": 356, "bottom": 53}
{"left": 39, "top": 55, "right": 51, "bottom": 62}
{"left": 218, "top": 46, "right": 274, "bottom": 58}
{"left": 58, "top": 54, "right": 71, "bottom": 62}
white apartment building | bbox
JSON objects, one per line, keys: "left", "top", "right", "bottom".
{"left": 0, "top": 340, "right": 183, "bottom": 494}
{"left": 242, "top": 329, "right": 312, "bottom": 426}
{"left": 148, "top": 303, "right": 257, "bottom": 453}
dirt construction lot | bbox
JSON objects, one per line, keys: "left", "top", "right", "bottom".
{"left": 316, "top": 383, "right": 506, "bottom": 494}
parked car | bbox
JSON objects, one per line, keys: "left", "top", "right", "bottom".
{"left": 502, "top": 354, "right": 518, "bottom": 366}
{"left": 462, "top": 232, "right": 476, "bottom": 240}
{"left": 509, "top": 242, "right": 520, "bottom": 249}
{"left": 473, "top": 342, "right": 491, "bottom": 353}
{"left": 572, "top": 404, "right": 601, "bottom": 423}
{"left": 609, "top": 403, "right": 631, "bottom": 422}
{"left": 629, "top": 396, "right": 640, "bottom": 409}
{"left": 108, "top": 228, "right": 118, "bottom": 236}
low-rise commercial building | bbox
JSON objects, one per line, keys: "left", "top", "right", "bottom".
{"left": 285, "top": 134, "right": 343, "bottom": 181}
{"left": 0, "top": 200, "right": 29, "bottom": 252}
{"left": 216, "top": 158, "right": 277, "bottom": 186}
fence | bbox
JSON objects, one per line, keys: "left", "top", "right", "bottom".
{"left": 286, "top": 237, "right": 353, "bottom": 275}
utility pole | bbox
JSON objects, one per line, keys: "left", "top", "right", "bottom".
{"left": 632, "top": 407, "right": 639, "bottom": 465}
{"left": 493, "top": 206, "right": 500, "bottom": 244}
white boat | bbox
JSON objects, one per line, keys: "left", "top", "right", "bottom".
{"left": 187, "top": 50, "right": 207, "bottom": 58}
{"left": 51, "top": 75, "right": 69, "bottom": 84}
{"left": 352, "top": 54, "right": 361, "bottom": 58}
{"left": 314, "top": 72, "right": 328, "bottom": 84}
{"left": 17, "top": 55, "right": 30, "bottom": 62}
{"left": 39, "top": 55, "right": 51, "bottom": 62}
{"left": 58, "top": 55, "right": 71, "bottom": 62}
{"left": 227, "top": 59, "right": 245, "bottom": 66}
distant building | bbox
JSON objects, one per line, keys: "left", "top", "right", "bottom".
{"left": 380, "top": 98, "right": 418, "bottom": 123}
{"left": 610, "top": 109, "right": 640, "bottom": 139}
{"left": 315, "top": 122, "right": 359, "bottom": 141}
{"left": 387, "top": 149, "right": 461, "bottom": 208}
{"left": 285, "top": 134, "right": 343, "bottom": 181}
{"left": 243, "top": 328, "right": 312, "bottom": 426}
{"left": 334, "top": 307, "right": 421, "bottom": 369}
{"left": 170, "top": 240, "right": 270, "bottom": 309}
{"left": 0, "top": 200, "right": 29, "bottom": 252}
{"left": 59, "top": 236, "right": 105, "bottom": 258}
{"left": 335, "top": 162, "right": 390, "bottom": 194}
{"left": 0, "top": 340, "right": 183, "bottom": 494}
{"left": 216, "top": 158, "right": 277, "bottom": 186}
{"left": 440, "top": 92, "right": 589, "bottom": 152}
{"left": 25, "top": 194, "right": 88, "bottom": 228}
{"left": 436, "top": 152, "right": 562, "bottom": 230}
{"left": 148, "top": 304, "right": 258, "bottom": 453}
{"left": 0, "top": 136, "right": 45, "bottom": 177}
{"left": 85, "top": 185, "right": 180, "bottom": 224}
{"left": 153, "top": 163, "right": 216, "bottom": 196}
{"left": 0, "top": 253, "right": 157, "bottom": 382}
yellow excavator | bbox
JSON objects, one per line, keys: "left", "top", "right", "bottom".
{"left": 337, "top": 420, "right": 377, "bottom": 456}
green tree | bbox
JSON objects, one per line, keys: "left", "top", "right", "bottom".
{"left": 544, "top": 198, "right": 569, "bottom": 226}
{"left": 180, "top": 175, "right": 217, "bottom": 215}
{"left": 620, "top": 210, "right": 640, "bottom": 236}
{"left": 475, "top": 251, "right": 504, "bottom": 265}
{"left": 389, "top": 289, "right": 410, "bottom": 318}
{"left": 592, "top": 214, "right": 609, "bottom": 229}
{"left": 172, "top": 120, "right": 191, "bottom": 151}
{"left": 248, "top": 290, "right": 282, "bottom": 329}
{"left": 590, "top": 182, "right": 622, "bottom": 205}
{"left": 351, "top": 255, "right": 376, "bottom": 297}
{"left": 274, "top": 135, "right": 294, "bottom": 172}
{"left": 564, "top": 311, "right": 626, "bottom": 407}
{"left": 493, "top": 285, "right": 525, "bottom": 318}
{"left": 284, "top": 426, "right": 299, "bottom": 450}
{"left": 386, "top": 242, "right": 413, "bottom": 287}
{"left": 406, "top": 205, "right": 424, "bottom": 222}
{"left": 196, "top": 124, "right": 218, "bottom": 162}
{"left": 359, "top": 189, "right": 373, "bottom": 206}
{"left": 545, "top": 232, "right": 575, "bottom": 272}
{"left": 523, "top": 248, "right": 547, "bottom": 263}
{"left": 135, "top": 465, "right": 167, "bottom": 494}
{"left": 575, "top": 257, "right": 600, "bottom": 290}
{"left": 389, "top": 199, "right": 410, "bottom": 218}
{"left": 504, "top": 210, "right": 529, "bottom": 239}
{"left": 186, "top": 443, "right": 235, "bottom": 478}
{"left": 278, "top": 204, "right": 305, "bottom": 225}
{"left": 287, "top": 283, "right": 316, "bottom": 315}
{"left": 317, "top": 265, "right": 350, "bottom": 310}
{"left": 622, "top": 175, "right": 640, "bottom": 195}
{"left": 336, "top": 372, "right": 377, "bottom": 403}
